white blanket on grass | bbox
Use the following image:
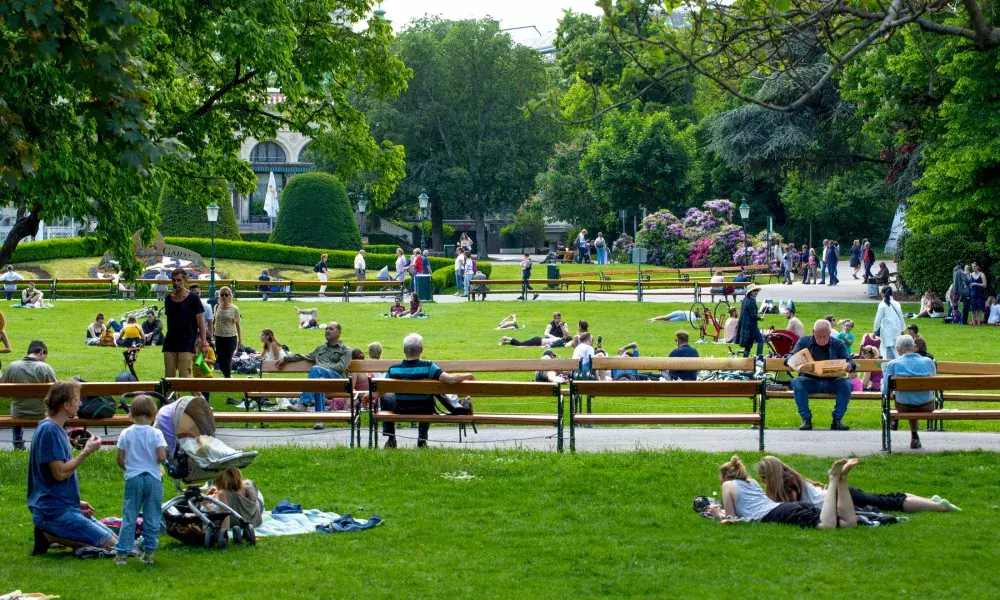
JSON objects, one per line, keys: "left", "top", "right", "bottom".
{"left": 256, "top": 509, "right": 377, "bottom": 537}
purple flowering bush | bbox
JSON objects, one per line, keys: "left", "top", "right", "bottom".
{"left": 611, "top": 233, "right": 635, "bottom": 264}
{"left": 636, "top": 210, "right": 690, "bottom": 268}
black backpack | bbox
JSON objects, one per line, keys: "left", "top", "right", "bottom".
{"left": 78, "top": 395, "right": 118, "bottom": 419}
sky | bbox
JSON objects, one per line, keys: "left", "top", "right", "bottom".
{"left": 377, "top": 0, "right": 604, "bottom": 35}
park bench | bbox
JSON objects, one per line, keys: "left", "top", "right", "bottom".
{"left": 367, "top": 379, "right": 564, "bottom": 450}
{"left": 555, "top": 250, "right": 575, "bottom": 263}
{"left": 883, "top": 375, "right": 1000, "bottom": 453}
{"left": 916, "top": 362, "right": 1000, "bottom": 430}
{"left": 342, "top": 279, "right": 408, "bottom": 301}
{"left": 763, "top": 357, "right": 884, "bottom": 401}
{"left": 470, "top": 279, "right": 581, "bottom": 301}
{"left": 568, "top": 379, "right": 764, "bottom": 452}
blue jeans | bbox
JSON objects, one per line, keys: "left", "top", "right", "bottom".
{"left": 742, "top": 329, "right": 764, "bottom": 357}
{"left": 791, "top": 376, "right": 852, "bottom": 420}
{"left": 827, "top": 262, "right": 839, "bottom": 285}
{"left": 456, "top": 272, "right": 464, "bottom": 295}
{"left": 819, "top": 262, "right": 827, "bottom": 283}
{"left": 115, "top": 473, "right": 163, "bottom": 555}
{"left": 882, "top": 344, "right": 898, "bottom": 360}
{"left": 463, "top": 272, "right": 474, "bottom": 298}
{"left": 298, "top": 366, "right": 344, "bottom": 412}
{"left": 33, "top": 508, "right": 116, "bottom": 547}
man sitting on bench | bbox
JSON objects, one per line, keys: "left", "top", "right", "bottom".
{"left": 787, "top": 319, "right": 856, "bottom": 432}
{"left": 381, "top": 333, "right": 474, "bottom": 448}
{"left": 277, "top": 321, "right": 352, "bottom": 430}
{"left": 881, "top": 334, "right": 937, "bottom": 450}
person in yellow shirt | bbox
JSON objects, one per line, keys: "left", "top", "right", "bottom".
{"left": 117, "top": 316, "right": 144, "bottom": 347}
{"left": 192, "top": 339, "right": 216, "bottom": 402}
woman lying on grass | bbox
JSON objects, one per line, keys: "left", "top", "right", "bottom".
{"left": 755, "top": 456, "right": 961, "bottom": 513}
{"left": 699, "top": 455, "right": 862, "bottom": 528}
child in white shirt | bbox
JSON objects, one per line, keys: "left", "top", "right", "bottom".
{"left": 114, "top": 395, "right": 167, "bottom": 565}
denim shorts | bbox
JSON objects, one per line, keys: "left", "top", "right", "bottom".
{"left": 33, "top": 509, "right": 116, "bottom": 547}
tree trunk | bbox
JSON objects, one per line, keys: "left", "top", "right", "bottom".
{"left": 0, "top": 201, "right": 42, "bottom": 267}
{"left": 431, "top": 198, "right": 443, "bottom": 252}
{"left": 473, "top": 210, "right": 488, "bottom": 260}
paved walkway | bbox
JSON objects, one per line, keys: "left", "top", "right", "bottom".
{"left": 5, "top": 425, "right": 997, "bottom": 456}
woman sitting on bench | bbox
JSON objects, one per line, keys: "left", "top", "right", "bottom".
{"left": 755, "top": 456, "right": 961, "bottom": 512}
{"left": 698, "top": 455, "right": 862, "bottom": 528}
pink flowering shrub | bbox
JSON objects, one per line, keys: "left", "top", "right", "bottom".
{"left": 688, "top": 237, "right": 714, "bottom": 267}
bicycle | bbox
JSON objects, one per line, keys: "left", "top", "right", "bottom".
{"left": 689, "top": 299, "right": 732, "bottom": 342}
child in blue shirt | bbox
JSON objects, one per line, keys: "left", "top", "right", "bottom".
{"left": 115, "top": 395, "right": 167, "bottom": 565}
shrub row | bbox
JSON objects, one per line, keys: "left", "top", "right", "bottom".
{"left": 362, "top": 244, "right": 401, "bottom": 255}
{"left": 241, "top": 232, "right": 272, "bottom": 244}
{"left": 9, "top": 238, "right": 101, "bottom": 263}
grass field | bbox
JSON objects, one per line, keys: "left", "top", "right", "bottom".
{"left": 1, "top": 298, "right": 999, "bottom": 431}
{"left": 1, "top": 447, "right": 997, "bottom": 598}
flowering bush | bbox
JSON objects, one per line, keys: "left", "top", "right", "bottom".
{"left": 731, "top": 242, "right": 771, "bottom": 267}
{"left": 703, "top": 199, "right": 735, "bottom": 222}
{"left": 611, "top": 233, "right": 634, "bottom": 264}
{"left": 636, "top": 210, "right": 690, "bottom": 268}
{"left": 688, "top": 236, "right": 714, "bottom": 267}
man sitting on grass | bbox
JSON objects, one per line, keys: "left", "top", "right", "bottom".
{"left": 21, "top": 282, "right": 43, "bottom": 308}
{"left": 278, "top": 321, "right": 352, "bottom": 430}
{"left": 380, "top": 333, "right": 474, "bottom": 448}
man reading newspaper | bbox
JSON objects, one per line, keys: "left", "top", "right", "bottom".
{"left": 785, "top": 319, "right": 856, "bottom": 432}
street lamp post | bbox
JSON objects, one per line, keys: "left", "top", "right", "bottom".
{"left": 207, "top": 202, "right": 219, "bottom": 297}
{"left": 357, "top": 193, "right": 367, "bottom": 236}
{"left": 739, "top": 200, "right": 751, "bottom": 268}
{"left": 418, "top": 189, "right": 429, "bottom": 253}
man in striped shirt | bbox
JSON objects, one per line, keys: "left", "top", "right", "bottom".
{"left": 381, "top": 333, "right": 473, "bottom": 448}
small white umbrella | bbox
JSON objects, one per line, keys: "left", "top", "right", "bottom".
{"left": 264, "top": 172, "right": 279, "bottom": 220}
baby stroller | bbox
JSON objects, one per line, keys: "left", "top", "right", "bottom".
{"left": 764, "top": 329, "right": 799, "bottom": 357}
{"left": 128, "top": 392, "right": 259, "bottom": 549}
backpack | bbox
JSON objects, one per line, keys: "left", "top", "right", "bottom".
{"left": 78, "top": 395, "right": 118, "bottom": 419}
{"left": 98, "top": 328, "right": 116, "bottom": 347}
{"left": 954, "top": 270, "right": 969, "bottom": 296}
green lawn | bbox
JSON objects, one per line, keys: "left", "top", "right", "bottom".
{"left": 0, "top": 448, "right": 997, "bottom": 598}
{"left": 2, "top": 298, "right": 998, "bottom": 431}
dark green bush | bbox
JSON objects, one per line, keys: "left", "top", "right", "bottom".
{"left": 9, "top": 238, "right": 100, "bottom": 263}
{"left": 363, "top": 233, "right": 410, "bottom": 247}
{"left": 157, "top": 178, "right": 242, "bottom": 240}
{"left": 362, "top": 244, "right": 401, "bottom": 254}
{"left": 897, "top": 232, "right": 992, "bottom": 295}
{"left": 270, "top": 173, "right": 360, "bottom": 250}
{"left": 241, "top": 232, "right": 272, "bottom": 243}
{"left": 429, "top": 263, "right": 492, "bottom": 293}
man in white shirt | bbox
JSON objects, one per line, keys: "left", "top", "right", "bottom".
{"left": 2, "top": 265, "right": 24, "bottom": 301}
{"left": 572, "top": 332, "right": 595, "bottom": 362}
{"left": 354, "top": 250, "right": 366, "bottom": 292}
{"left": 454, "top": 249, "right": 466, "bottom": 296}
{"left": 785, "top": 306, "right": 805, "bottom": 338}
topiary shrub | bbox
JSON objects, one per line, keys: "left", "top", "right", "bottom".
{"left": 897, "top": 231, "right": 991, "bottom": 296}
{"left": 270, "top": 173, "right": 360, "bottom": 250}
{"left": 157, "top": 178, "right": 241, "bottom": 240}
{"left": 9, "top": 238, "right": 100, "bottom": 263}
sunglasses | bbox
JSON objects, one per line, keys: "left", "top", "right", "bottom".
{"left": 220, "top": 293, "right": 231, "bottom": 297}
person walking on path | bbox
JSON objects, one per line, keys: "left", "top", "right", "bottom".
{"left": 873, "top": 286, "right": 906, "bottom": 359}
{"left": 849, "top": 240, "right": 862, "bottom": 279}
{"left": 1, "top": 340, "right": 57, "bottom": 450}
{"left": 354, "top": 249, "right": 366, "bottom": 292}
{"left": 394, "top": 248, "right": 408, "bottom": 284}
{"left": 595, "top": 232, "right": 608, "bottom": 265}
{"left": 735, "top": 284, "right": 764, "bottom": 357}
{"left": 575, "top": 229, "right": 588, "bottom": 264}
{"left": 162, "top": 268, "right": 208, "bottom": 378}
{"left": 314, "top": 253, "right": 329, "bottom": 297}
{"left": 862, "top": 241, "right": 875, "bottom": 282}
{"left": 212, "top": 286, "right": 241, "bottom": 379}
{"left": 968, "top": 262, "right": 988, "bottom": 325}
{"left": 818, "top": 240, "right": 829, "bottom": 284}
{"left": 462, "top": 251, "right": 476, "bottom": 300}
{"left": 825, "top": 240, "right": 840, "bottom": 286}
{"left": 519, "top": 252, "right": 538, "bottom": 300}
{"left": 953, "top": 260, "right": 971, "bottom": 324}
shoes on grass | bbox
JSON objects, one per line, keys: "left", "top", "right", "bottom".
{"left": 141, "top": 552, "right": 154, "bottom": 565}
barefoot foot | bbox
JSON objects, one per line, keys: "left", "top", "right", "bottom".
{"left": 828, "top": 458, "right": 849, "bottom": 479}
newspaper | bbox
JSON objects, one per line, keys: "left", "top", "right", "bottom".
{"left": 786, "top": 349, "right": 848, "bottom": 377}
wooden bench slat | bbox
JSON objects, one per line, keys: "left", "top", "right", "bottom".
{"left": 888, "top": 410, "right": 1000, "bottom": 420}
{"left": 939, "top": 393, "right": 1000, "bottom": 402}
{"left": 372, "top": 412, "right": 557, "bottom": 425}
{"left": 165, "top": 378, "right": 351, "bottom": 394}
{"left": 0, "top": 382, "right": 158, "bottom": 398}
{"left": 591, "top": 357, "right": 753, "bottom": 371}
{"left": 573, "top": 413, "right": 760, "bottom": 425}
{"left": 213, "top": 412, "right": 352, "bottom": 423}
{"left": 572, "top": 380, "right": 759, "bottom": 397}
{"left": 892, "top": 376, "right": 1000, "bottom": 392}
{"left": 370, "top": 380, "right": 558, "bottom": 397}
{"left": 0, "top": 416, "right": 133, "bottom": 427}
{"left": 935, "top": 362, "right": 1000, "bottom": 376}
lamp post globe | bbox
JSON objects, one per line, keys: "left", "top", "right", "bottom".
{"left": 738, "top": 200, "right": 750, "bottom": 268}
{"left": 206, "top": 202, "right": 220, "bottom": 297}
{"left": 418, "top": 189, "right": 429, "bottom": 253}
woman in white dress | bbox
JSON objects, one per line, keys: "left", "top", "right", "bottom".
{"left": 873, "top": 286, "right": 906, "bottom": 359}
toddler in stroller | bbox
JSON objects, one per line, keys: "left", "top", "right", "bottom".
{"left": 133, "top": 392, "right": 260, "bottom": 549}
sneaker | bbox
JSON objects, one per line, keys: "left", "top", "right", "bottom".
{"left": 532, "top": 294, "right": 539, "bottom": 300}
{"left": 288, "top": 402, "right": 307, "bottom": 412}
{"left": 830, "top": 419, "right": 850, "bottom": 431}
{"left": 909, "top": 438, "right": 922, "bottom": 449}
{"left": 115, "top": 556, "right": 128, "bottom": 566}
{"left": 140, "top": 552, "right": 154, "bottom": 565}
{"left": 313, "top": 423, "right": 325, "bottom": 430}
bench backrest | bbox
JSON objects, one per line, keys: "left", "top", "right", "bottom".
{"left": 369, "top": 380, "right": 559, "bottom": 397}
{"left": 764, "top": 358, "right": 883, "bottom": 373}
{"left": 0, "top": 381, "right": 158, "bottom": 398}
{"left": 891, "top": 375, "right": 1000, "bottom": 392}
{"left": 572, "top": 380, "right": 760, "bottom": 398}
{"left": 934, "top": 362, "right": 1000, "bottom": 376}
{"left": 266, "top": 359, "right": 581, "bottom": 375}
{"left": 164, "top": 377, "right": 352, "bottom": 396}
{"left": 591, "top": 357, "right": 753, "bottom": 371}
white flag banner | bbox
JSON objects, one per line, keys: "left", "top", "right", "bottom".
{"left": 264, "top": 172, "right": 279, "bottom": 218}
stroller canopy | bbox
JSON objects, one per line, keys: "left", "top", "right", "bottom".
{"left": 158, "top": 396, "right": 257, "bottom": 485}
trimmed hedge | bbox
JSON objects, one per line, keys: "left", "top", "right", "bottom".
{"left": 270, "top": 173, "right": 360, "bottom": 250}
{"left": 362, "top": 244, "right": 401, "bottom": 254}
{"left": 897, "top": 232, "right": 992, "bottom": 296}
{"left": 241, "top": 232, "right": 272, "bottom": 243}
{"left": 158, "top": 178, "right": 242, "bottom": 240}
{"left": 9, "top": 238, "right": 101, "bottom": 263}
{"left": 6, "top": 237, "right": 492, "bottom": 287}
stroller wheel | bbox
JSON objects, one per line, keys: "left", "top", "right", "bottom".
{"left": 243, "top": 524, "right": 256, "bottom": 546}
{"left": 230, "top": 526, "right": 242, "bottom": 545}
{"left": 216, "top": 526, "right": 229, "bottom": 550}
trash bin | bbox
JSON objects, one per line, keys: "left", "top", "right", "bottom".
{"left": 444, "top": 244, "right": 456, "bottom": 258}
{"left": 547, "top": 264, "right": 560, "bottom": 289}
{"left": 416, "top": 274, "right": 433, "bottom": 301}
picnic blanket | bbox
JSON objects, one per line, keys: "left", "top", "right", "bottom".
{"left": 382, "top": 314, "right": 429, "bottom": 319}
{"left": 10, "top": 303, "right": 53, "bottom": 309}
{"left": 256, "top": 509, "right": 382, "bottom": 537}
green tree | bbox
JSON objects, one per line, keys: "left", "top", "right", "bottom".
{"left": 0, "top": 1, "right": 408, "bottom": 274}
{"left": 370, "top": 18, "right": 560, "bottom": 255}
{"left": 157, "top": 179, "right": 241, "bottom": 240}
{"left": 270, "top": 173, "right": 360, "bottom": 250}
{"left": 534, "top": 131, "right": 604, "bottom": 226}
{"left": 580, "top": 110, "right": 701, "bottom": 216}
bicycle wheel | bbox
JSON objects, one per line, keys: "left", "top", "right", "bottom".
{"left": 689, "top": 302, "right": 708, "bottom": 329}
{"left": 713, "top": 300, "right": 731, "bottom": 327}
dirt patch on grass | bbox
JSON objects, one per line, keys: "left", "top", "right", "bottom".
{"left": 14, "top": 266, "right": 51, "bottom": 279}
